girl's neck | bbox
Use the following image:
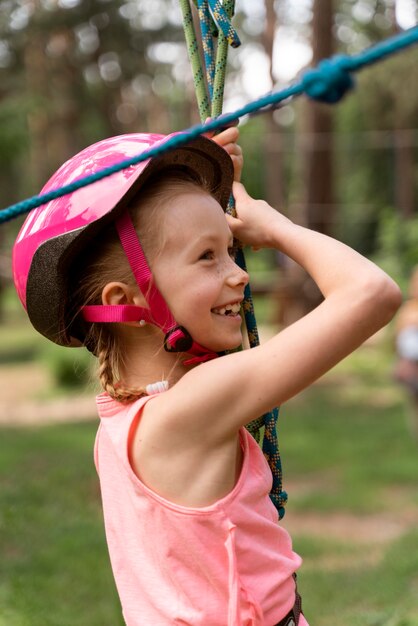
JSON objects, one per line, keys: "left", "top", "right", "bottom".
{"left": 119, "top": 327, "right": 192, "bottom": 389}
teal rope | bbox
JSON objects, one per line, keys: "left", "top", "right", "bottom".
{"left": 263, "top": 407, "right": 287, "bottom": 516}
{"left": 207, "top": 0, "right": 240, "bottom": 48}
{"left": 206, "top": 0, "right": 268, "bottom": 450}
{"left": 197, "top": 0, "right": 215, "bottom": 100}
{"left": 2, "top": 25, "right": 418, "bottom": 223}
{"left": 211, "top": 0, "right": 235, "bottom": 119}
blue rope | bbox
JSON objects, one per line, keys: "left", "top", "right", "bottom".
{"left": 1, "top": 25, "right": 417, "bottom": 224}
{"left": 197, "top": 0, "right": 215, "bottom": 100}
{"left": 207, "top": 0, "right": 240, "bottom": 48}
{"left": 263, "top": 406, "right": 288, "bottom": 519}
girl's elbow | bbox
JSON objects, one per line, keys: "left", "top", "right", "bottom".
{"left": 368, "top": 274, "right": 402, "bottom": 324}
{"left": 386, "top": 280, "right": 403, "bottom": 321}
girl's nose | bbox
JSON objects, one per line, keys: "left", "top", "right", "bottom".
{"left": 226, "top": 257, "right": 249, "bottom": 288}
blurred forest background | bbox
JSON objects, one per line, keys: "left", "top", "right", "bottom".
{"left": 1, "top": 1, "right": 418, "bottom": 625}
{"left": 0, "top": 0, "right": 418, "bottom": 297}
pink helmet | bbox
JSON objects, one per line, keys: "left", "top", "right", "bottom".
{"left": 12, "top": 133, "right": 233, "bottom": 355}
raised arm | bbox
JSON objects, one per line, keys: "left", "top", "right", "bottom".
{"left": 158, "top": 183, "right": 402, "bottom": 441}
{"left": 227, "top": 182, "right": 399, "bottom": 313}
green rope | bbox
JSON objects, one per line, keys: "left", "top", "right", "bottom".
{"left": 211, "top": 0, "right": 234, "bottom": 119}
{"left": 179, "top": 0, "right": 211, "bottom": 121}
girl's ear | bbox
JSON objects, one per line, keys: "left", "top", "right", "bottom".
{"left": 101, "top": 282, "right": 146, "bottom": 307}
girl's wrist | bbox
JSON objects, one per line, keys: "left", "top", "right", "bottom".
{"left": 265, "top": 213, "right": 296, "bottom": 250}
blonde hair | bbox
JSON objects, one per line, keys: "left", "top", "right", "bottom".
{"left": 70, "top": 167, "right": 214, "bottom": 403}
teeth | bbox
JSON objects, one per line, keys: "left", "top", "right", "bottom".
{"left": 213, "top": 302, "right": 241, "bottom": 315}
{"left": 225, "top": 303, "right": 240, "bottom": 314}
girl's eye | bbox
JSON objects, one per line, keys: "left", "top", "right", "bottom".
{"left": 199, "top": 250, "right": 214, "bottom": 261}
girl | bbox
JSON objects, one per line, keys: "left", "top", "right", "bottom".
{"left": 12, "top": 127, "right": 401, "bottom": 626}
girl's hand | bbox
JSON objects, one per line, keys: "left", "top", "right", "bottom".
{"left": 205, "top": 120, "right": 243, "bottom": 182}
{"left": 227, "top": 182, "right": 293, "bottom": 250}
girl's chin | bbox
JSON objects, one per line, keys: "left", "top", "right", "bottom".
{"left": 184, "top": 320, "right": 243, "bottom": 353}
{"left": 206, "top": 335, "right": 243, "bottom": 353}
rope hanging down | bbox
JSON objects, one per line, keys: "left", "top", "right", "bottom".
{"left": 179, "top": 0, "right": 287, "bottom": 517}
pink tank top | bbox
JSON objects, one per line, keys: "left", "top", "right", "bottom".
{"left": 95, "top": 393, "right": 302, "bottom": 626}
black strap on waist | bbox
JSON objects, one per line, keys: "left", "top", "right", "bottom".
{"left": 275, "top": 579, "right": 303, "bottom": 626}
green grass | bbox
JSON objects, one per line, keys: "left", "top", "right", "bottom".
{"left": 279, "top": 383, "right": 418, "bottom": 513}
{"left": 0, "top": 422, "right": 124, "bottom": 626}
{"left": 277, "top": 342, "right": 418, "bottom": 625}
{"left": 1, "top": 337, "right": 418, "bottom": 625}
{"left": 299, "top": 528, "right": 418, "bottom": 626}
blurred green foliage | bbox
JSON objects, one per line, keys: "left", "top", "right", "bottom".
{"left": 373, "top": 210, "right": 418, "bottom": 287}
{"left": 41, "top": 342, "right": 93, "bottom": 389}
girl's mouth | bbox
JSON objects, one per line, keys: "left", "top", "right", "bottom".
{"left": 211, "top": 301, "right": 241, "bottom": 317}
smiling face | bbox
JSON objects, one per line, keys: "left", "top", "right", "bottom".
{"left": 149, "top": 187, "right": 249, "bottom": 353}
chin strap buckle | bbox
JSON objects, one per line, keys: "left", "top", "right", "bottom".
{"left": 164, "top": 326, "right": 194, "bottom": 353}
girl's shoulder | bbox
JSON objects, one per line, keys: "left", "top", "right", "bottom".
{"left": 130, "top": 392, "right": 249, "bottom": 508}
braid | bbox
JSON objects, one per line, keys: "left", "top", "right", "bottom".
{"left": 97, "top": 338, "right": 118, "bottom": 398}
{"left": 96, "top": 326, "right": 146, "bottom": 404}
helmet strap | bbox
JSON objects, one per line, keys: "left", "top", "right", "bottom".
{"left": 82, "top": 211, "right": 218, "bottom": 365}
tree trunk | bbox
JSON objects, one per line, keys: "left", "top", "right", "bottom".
{"left": 47, "top": 29, "right": 82, "bottom": 172}
{"left": 393, "top": 1, "right": 415, "bottom": 217}
{"left": 394, "top": 128, "right": 415, "bottom": 218}
{"left": 304, "top": 0, "right": 335, "bottom": 236}
{"left": 277, "top": 0, "right": 334, "bottom": 326}
{"left": 262, "top": 0, "right": 284, "bottom": 211}
{"left": 24, "top": 30, "right": 51, "bottom": 191}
